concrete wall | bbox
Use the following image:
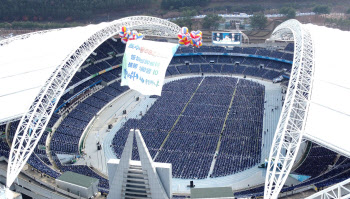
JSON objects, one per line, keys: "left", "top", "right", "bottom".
{"left": 107, "top": 159, "right": 119, "bottom": 188}
{"left": 15, "top": 185, "right": 47, "bottom": 199}
{"left": 156, "top": 165, "right": 172, "bottom": 198}
{"left": 56, "top": 179, "right": 98, "bottom": 198}
{"left": 108, "top": 159, "right": 172, "bottom": 199}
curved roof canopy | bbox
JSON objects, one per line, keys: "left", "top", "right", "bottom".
{"left": 302, "top": 24, "right": 350, "bottom": 156}
{"left": 3, "top": 16, "right": 180, "bottom": 189}
{"left": 0, "top": 16, "right": 180, "bottom": 124}
{"left": 0, "top": 22, "right": 109, "bottom": 123}
{"left": 265, "top": 19, "right": 350, "bottom": 199}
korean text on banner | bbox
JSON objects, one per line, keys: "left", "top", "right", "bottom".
{"left": 121, "top": 40, "right": 179, "bottom": 96}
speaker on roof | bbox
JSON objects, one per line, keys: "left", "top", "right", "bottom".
{"left": 136, "top": 97, "right": 140, "bottom": 101}
{"left": 108, "top": 124, "right": 113, "bottom": 129}
{"left": 123, "top": 110, "right": 127, "bottom": 114}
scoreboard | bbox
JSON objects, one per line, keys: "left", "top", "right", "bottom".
{"left": 212, "top": 32, "right": 242, "bottom": 46}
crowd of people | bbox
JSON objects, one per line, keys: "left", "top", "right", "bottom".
{"left": 1, "top": 40, "right": 349, "bottom": 197}
{"left": 48, "top": 79, "right": 129, "bottom": 193}
{"left": 111, "top": 77, "right": 264, "bottom": 179}
{"left": 211, "top": 80, "right": 264, "bottom": 177}
{"left": 51, "top": 80, "right": 129, "bottom": 156}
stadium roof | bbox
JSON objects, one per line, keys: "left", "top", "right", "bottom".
{"left": 265, "top": 19, "right": 350, "bottom": 198}
{"left": 56, "top": 171, "right": 98, "bottom": 188}
{"left": 0, "top": 17, "right": 180, "bottom": 125}
{"left": 190, "top": 187, "right": 234, "bottom": 199}
{"left": 302, "top": 24, "right": 350, "bottom": 157}
{"left": 2, "top": 16, "right": 180, "bottom": 189}
{"left": 0, "top": 22, "right": 109, "bottom": 124}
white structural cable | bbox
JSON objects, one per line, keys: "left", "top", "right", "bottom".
{"left": 6, "top": 16, "right": 180, "bottom": 188}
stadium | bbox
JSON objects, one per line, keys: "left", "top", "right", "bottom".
{"left": 0, "top": 16, "right": 349, "bottom": 199}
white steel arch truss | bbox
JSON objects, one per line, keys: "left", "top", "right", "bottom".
{"left": 133, "top": 24, "right": 179, "bottom": 38}
{"left": 304, "top": 178, "right": 350, "bottom": 199}
{"left": 6, "top": 16, "right": 180, "bottom": 188}
{"left": 264, "top": 19, "right": 315, "bottom": 199}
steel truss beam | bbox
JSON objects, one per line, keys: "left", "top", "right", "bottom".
{"left": 6, "top": 16, "right": 180, "bottom": 188}
{"left": 305, "top": 178, "right": 350, "bottom": 199}
{"left": 264, "top": 19, "right": 315, "bottom": 199}
{"left": 132, "top": 24, "right": 179, "bottom": 38}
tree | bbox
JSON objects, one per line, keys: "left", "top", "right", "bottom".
{"left": 346, "top": 8, "right": 350, "bottom": 14}
{"left": 325, "top": 18, "right": 350, "bottom": 30}
{"left": 202, "top": 14, "right": 223, "bottom": 30}
{"left": 280, "top": 7, "right": 296, "bottom": 19}
{"left": 161, "top": 0, "right": 210, "bottom": 10}
{"left": 250, "top": 13, "right": 267, "bottom": 30}
{"left": 173, "top": 8, "right": 197, "bottom": 29}
{"left": 313, "top": 5, "right": 331, "bottom": 15}
{"left": 232, "top": 5, "right": 265, "bottom": 14}
{"left": 0, "top": 0, "right": 153, "bottom": 22}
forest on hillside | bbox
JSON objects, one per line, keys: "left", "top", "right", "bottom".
{"left": 0, "top": 0, "right": 152, "bottom": 21}
{"left": 1, "top": 0, "right": 349, "bottom": 23}
{"left": 0, "top": 0, "right": 349, "bottom": 30}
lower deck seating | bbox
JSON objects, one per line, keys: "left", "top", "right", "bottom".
{"left": 168, "top": 54, "right": 290, "bottom": 80}
{"left": 234, "top": 143, "right": 347, "bottom": 198}
{"left": 112, "top": 77, "right": 264, "bottom": 179}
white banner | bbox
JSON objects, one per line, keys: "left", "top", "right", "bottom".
{"left": 121, "top": 40, "right": 179, "bottom": 96}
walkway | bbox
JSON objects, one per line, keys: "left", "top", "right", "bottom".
{"left": 208, "top": 79, "right": 240, "bottom": 177}
{"left": 75, "top": 89, "right": 156, "bottom": 174}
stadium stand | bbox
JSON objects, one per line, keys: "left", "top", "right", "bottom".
{"left": 8, "top": 120, "right": 61, "bottom": 179}
{"left": 112, "top": 77, "right": 264, "bottom": 179}
{"left": 5, "top": 41, "right": 348, "bottom": 197}
{"left": 234, "top": 143, "right": 349, "bottom": 198}
{"left": 284, "top": 43, "right": 295, "bottom": 52}
{"left": 50, "top": 80, "right": 129, "bottom": 155}
{"left": 168, "top": 54, "right": 290, "bottom": 78}
{"left": 175, "top": 46, "right": 293, "bottom": 61}
{"left": 54, "top": 157, "right": 110, "bottom": 194}
{"left": 211, "top": 80, "right": 264, "bottom": 177}
{"left": 0, "top": 124, "right": 10, "bottom": 158}
{"left": 294, "top": 144, "right": 338, "bottom": 177}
